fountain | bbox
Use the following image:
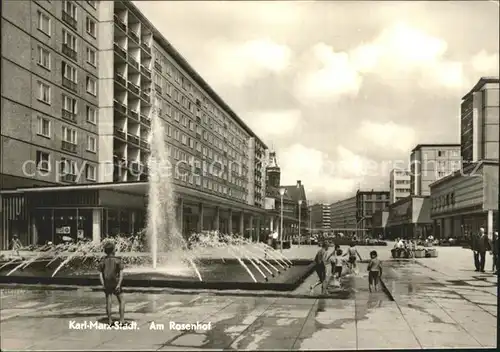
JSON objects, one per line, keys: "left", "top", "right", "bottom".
{"left": 0, "top": 111, "right": 315, "bottom": 291}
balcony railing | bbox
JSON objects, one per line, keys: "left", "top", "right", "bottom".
{"left": 114, "top": 101, "right": 127, "bottom": 114}
{"left": 140, "top": 140, "right": 149, "bottom": 149}
{"left": 128, "top": 82, "right": 140, "bottom": 95}
{"left": 114, "top": 128, "right": 127, "bottom": 140}
{"left": 62, "top": 77, "right": 77, "bottom": 92}
{"left": 140, "top": 65, "right": 152, "bottom": 79}
{"left": 128, "top": 109, "right": 140, "bottom": 122}
{"left": 154, "top": 61, "right": 162, "bottom": 72}
{"left": 141, "top": 91, "right": 150, "bottom": 102}
{"left": 140, "top": 115, "right": 151, "bottom": 126}
{"left": 127, "top": 134, "right": 140, "bottom": 145}
{"left": 129, "top": 31, "right": 140, "bottom": 44}
{"left": 141, "top": 42, "right": 151, "bottom": 53}
{"left": 114, "top": 43, "right": 127, "bottom": 59}
{"left": 62, "top": 44, "right": 77, "bottom": 61}
{"left": 128, "top": 57, "right": 139, "bottom": 70}
{"left": 115, "top": 74, "right": 127, "bottom": 87}
{"left": 154, "top": 84, "right": 162, "bottom": 94}
{"left": 62, "top": 11, "right": 77, "bottom": 29}
{"left": 60, "top": 173, "right": 77, "bottom": 183}
{"left": 61, "top": 140, "right": 77, "bottom": 153}
{"left": 62, "top": 109, "right": 77, "bottom": 122}
{"left": 114, "top": 14, "right": 127, "bottom": 32}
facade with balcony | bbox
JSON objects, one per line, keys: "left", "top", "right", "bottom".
{"left": 1, "top": 0, "right": 271, "bottom": 248}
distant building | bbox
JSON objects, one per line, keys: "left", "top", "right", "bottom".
{"left": 356, "top": 190, "right": 390, "bottom": 236}
{"left": 309, "top": 203, "right": 331, "bottom": 233}
{"left": 460, "top": 76, "right": 499, "bottom": 163}
{"left": 410, "top": 144, "right": 462, "bottom": 196}
{"left": 264, "top": 152, "right": 308, "bottom": 241}
{"left": 385, "top": 196, "right": 433, "bottom": 240}
{"left": 389, "top": 169, "right": 411, "bottom": 204}
{"left": 428, "top": 77, "right": 499, "bottom": 240}
{"left": 330, "top": 196, "right": 357, "bottom": 234}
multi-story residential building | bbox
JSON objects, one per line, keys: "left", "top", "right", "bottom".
{"left": 356, "top": 190, "right": 390, "bottom": 237}
{"left": 410, "top": 144, "right": 462, "bottom": 196}
{"left": 329, "top": 196, "right": 357, "bottom": 234}
{"left": 460, "top": 76, "right": 499, "bottom": 163}
{"left": 429, "top": 77, "right": 499, "bottom": 240}
{"left": 389, "top": 169, "right": 411, "bottom": 203}
{"left": 309, "top": 203, "right": 331, "bottom": 233}
{"left": 0, "top": 0, "right": 269, "bottom": 248}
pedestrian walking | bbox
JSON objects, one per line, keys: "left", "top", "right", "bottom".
{"left": 477, "top": 228, "right": 491, "bottom": 273}
{"left": 471, "top": 230, "right": 481, "bottom": 271}
{"left": 99, "top": 241, "right": 125, "bottom": 326}
{"left": 490, "top": 231, "right": 498, "bottom": 274}
{"left": 310, "top": 242, "right": 329, "bottom": 293}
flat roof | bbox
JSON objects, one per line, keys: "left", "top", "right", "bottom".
{"left": 0, "top": 181, "right": 266, "bottom": 213}
{"left": 462, "top": 76, "right": 500, "bottom": 101}
{"left": 411, "top": 144, "right": 460, "bottom": 153}
{"left": 126, "top": 1, "right": 268, "bottom": 149}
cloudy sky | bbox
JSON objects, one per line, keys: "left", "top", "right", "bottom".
{"left": 134, "top": 0, "right": 499, "bottom": 203}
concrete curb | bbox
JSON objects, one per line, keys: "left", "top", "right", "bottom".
{"left": 0, "top": 283, "right": 351, "bottom": 300}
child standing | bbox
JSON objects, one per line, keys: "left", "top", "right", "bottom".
{"left": 99, "top": 241, "right": 125, "bottom": 326}
{"left": 333, "top": 249, "right": 344, "bottom": 280}
{"left": 367, "top": 250, "right": 382, "bottom": 292}
{"left": 310, "top": 242, "right": 329, "bottom": 293}
{"left": 345, "top": 243, "right": 361, "bottom": 273}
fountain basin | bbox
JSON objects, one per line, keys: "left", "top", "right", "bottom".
{"left": 0, "top": 258, "right": 314, "bottom": 291}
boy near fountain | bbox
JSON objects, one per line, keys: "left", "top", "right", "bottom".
{"left": 99, "top": 241, "right": 125, "bottom": 326}
{"left": 310, "top": 242, "right": 329, "bottom": 293}
{"left": 367, "top": 250, "right": 382, "bottom": 292}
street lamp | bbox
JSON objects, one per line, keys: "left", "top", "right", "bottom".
{"left": 279, "top": 187, "right": 286, "bottom": 251}
{"left": 298, "top": 199, "right": 303, "bottom": 246}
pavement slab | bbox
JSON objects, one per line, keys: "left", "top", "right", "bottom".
{"left": 0, "top": 244, "right": 497, "bottom": 350}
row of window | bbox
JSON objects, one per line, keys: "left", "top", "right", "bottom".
{"left": 38, "top": 44, "right": 96, "bottom": 70}
{"left": 171, "top": 171, "right": 247, "bottom": 202}
{"left": 35, "top": 150, "right": 97, "bottom": 181}
{"left": 395, "top": 180, "right": 410, "bottom": 184}
{"left": 156, "top": 87, "right": 249, "bottom": 164}
{"left": 395, "top": 188, "right": 411, "bottom": 193}
{"left": 37, "top": 79, "right": 97, "bottom": 108}
{"left": 153, "top": 50, "right": 250, "bottom": 147}
{"left": 38, "top": 2, "right": 97, "bottom": 38}
{"left": 37, "top": 116, "right": 97, "bottom": 153}
{"left": 432, "top": 192, "right": 456, "bottom": 210}
{"left": 165, "top": 123, "right": 248, "bottom": 177}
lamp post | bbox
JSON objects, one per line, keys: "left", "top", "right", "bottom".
{"left": 279, "top": 187, "right": 286, "bottom": 251}
{"left": 298, "top": 199, "right": 303, "bottom": 246}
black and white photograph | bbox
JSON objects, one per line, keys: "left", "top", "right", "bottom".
{"left": 0, "top": 0, "right": 498, "bottom": 350}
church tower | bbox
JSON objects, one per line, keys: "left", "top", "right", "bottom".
{"left": 266, "top": 151, "right": 281, "bottom": 188}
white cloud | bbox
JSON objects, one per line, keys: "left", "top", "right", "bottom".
{"left": 277, "top": 144, "right": 397, "bottom": 200}
{"left": 278, "top": 144, "right": 360, "bottom": 198}
{"left": 356, "top": 120, "right": 417, "bottom": 152}
{"left": 295, "top": 22, "right": 467, "bottom": 102}
{"left": 203, "top": 38, "right": 292, "bottom": 87}
{"left": 243, "top": 110, "right": 301, "bottom": 137}
{"left": 471, "top": 50, "right": 500, "bottom": 75}
{"left": 294, "top": 43, "right": 363, "bottom": 102}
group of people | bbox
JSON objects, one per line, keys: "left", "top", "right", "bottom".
{"left": 310, "top": 242, "right": 382, "bottom": 294}
{"left": 471, "top": 228, "right": 498, "bottom": 274}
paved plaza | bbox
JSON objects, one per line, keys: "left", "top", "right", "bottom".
{"left": 0, "top": 245, "right": 498, "bottom": 350}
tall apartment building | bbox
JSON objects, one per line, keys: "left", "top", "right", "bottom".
{"left": 389, "top": 169, "right": 410, "bottom": 203}
{"left": 356, "top": 190, "right": 390, "bottom": 236}
{"left": 410, "top": 144, "right": 462, "bottom": 196}
{"left": 1, "top": 0, "right": 267, "bottom": 204}
{"left": 329, "top": 196, "right": 357, "bottom": 232}
{"left": 460, "top": 76, "right": 499, "bottom": 163}
{"left": 309, "top": 203, "right": 331, "bottom": 232}
{"left": 1, "top": 0, "right": 269, "bottom": 247}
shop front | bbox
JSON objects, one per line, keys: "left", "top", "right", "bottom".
{"left": 386, "top": 196, "right": 432, "bottom": 240}
{"left": 1, "top": 181, "right": 269, "bottom": 250}
{"left": 430, "top": 161, "right": 499, "bottom": 240}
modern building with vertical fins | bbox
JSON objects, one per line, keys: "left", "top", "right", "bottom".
{"left": 0, "top": 0, "right": 270, "bottom": 249}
